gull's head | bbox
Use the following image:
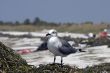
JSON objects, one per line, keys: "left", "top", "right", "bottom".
{"left": 46, "top": 29, "right": 57, "bottom": 37}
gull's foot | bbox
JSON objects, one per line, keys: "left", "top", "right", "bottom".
{"left": 60, "top": 63, "right": 64, "bottom": 67}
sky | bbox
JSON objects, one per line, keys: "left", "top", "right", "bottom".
{"left": 0, "top": 0, "right": 110, "bottom": 23}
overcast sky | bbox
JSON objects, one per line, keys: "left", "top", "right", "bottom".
{"left": 0, "top": 0, "right": 110, "bottom": 23}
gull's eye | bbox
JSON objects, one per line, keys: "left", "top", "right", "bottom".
{"left": 52, "top": 32, "right": 56, "bottom": 34}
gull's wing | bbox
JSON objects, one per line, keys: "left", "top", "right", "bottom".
{"left": 58, "top": 39, "right": 77, "bottom": 55}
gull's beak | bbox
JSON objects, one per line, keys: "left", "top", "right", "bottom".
{"left": 46, "top": 33, "right": 51, "bottom": 36}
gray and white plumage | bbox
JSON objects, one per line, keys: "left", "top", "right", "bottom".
{"left": 59, "top": 39, "right": 77, "bottom": 55}
{"left": 46, "top": 29, "right": 85, "bottom": 66}
{"left": 47, "top": 36, "right": 77, "bottom": 57}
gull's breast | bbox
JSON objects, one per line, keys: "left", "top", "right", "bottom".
{"left": 47, "top": 37, "right": 63, "bottom": 56}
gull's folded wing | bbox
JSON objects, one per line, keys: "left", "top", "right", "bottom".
{"left": 58, "top": 39, "right": 77, "bottom": 55}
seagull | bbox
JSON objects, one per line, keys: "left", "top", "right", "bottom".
{"left": 46, "top": 29, "right": 85, "bottom": 66}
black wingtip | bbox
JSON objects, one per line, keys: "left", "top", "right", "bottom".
{"left": 78, "top": 49, "right": 86, "bottom": 52}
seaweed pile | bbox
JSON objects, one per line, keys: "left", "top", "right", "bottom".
{"left": 36, "top": 63, "right": 82, "bottom": 73}
{"left": 87, "top": 38, "right": 110, "bottom": 47}
{"left": 76, "top": 37, "right": 110, "bottom": 47}
{"left": 0, "top": 41, "right": 37, "bottom": 73}
{"left": 36, "top": 63, "right": 110, "bottom": 73}
{"left": 83, "top": 63, "right": 110, "bottom": 73}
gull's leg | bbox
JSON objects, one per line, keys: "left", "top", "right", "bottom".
{"left": 53, "top": 56, "right": 56, "bottom": 64}
{"left": 61, "top": 56, "right": 63, "bottom": 67}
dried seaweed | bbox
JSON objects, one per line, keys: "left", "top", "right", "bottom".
{"left": 35, "top": 63, "right": 82, "bottom": 73}
{"left": 36, "top": 63, "right": 110, "bottom": 73}
{"left": 83, "top": 63, "right": 110, "bottom": 73}
{"left": 0, "top": 41, "right": 37, "bottom": 73}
